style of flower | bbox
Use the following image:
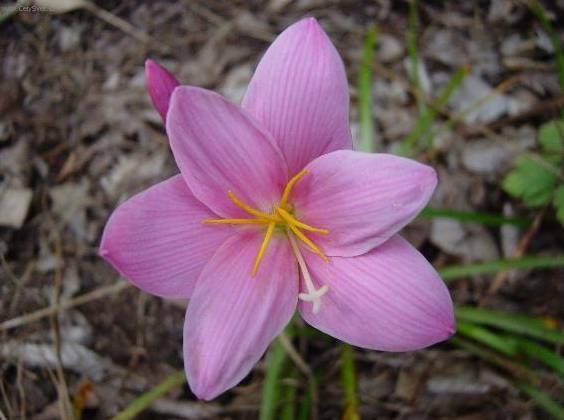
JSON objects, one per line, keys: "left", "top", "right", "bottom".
{"left": 100, "top": 18, "right": 455, "bottom": 400}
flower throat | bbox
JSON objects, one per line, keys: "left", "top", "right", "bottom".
{"left": 203, "top": 169, "right": 330, "bottom": 312}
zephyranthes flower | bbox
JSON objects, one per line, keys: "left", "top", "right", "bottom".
{"left": 100, "top": 18, "right": 455, "bottom": 400}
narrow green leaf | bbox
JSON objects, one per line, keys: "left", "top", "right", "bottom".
{"left": 420, "top": 207, "right": 530, "bottom": 227}
{"left": 457, "top": 321, "right": 564, "bottom": 377}
{"left": 529, "top": 0, "right": 564, "bottom": 92}
{"left": 340, "top": 344, "right": 360, "bottom": 420}
{"left": 260, "top": 328, "right": 293, "bottom": 420}
{"left": 515, "top": 381, "right": 564, "bottom": 420}
{"left": 407, "top": 0, "right": 423, "bottom": 112}
{"left": 514, "top": 337, "right": 564, "bottom": 377}
{"left": 400, "top": 66, "right": 467, "bottom": 153}
{"left": 111, "top": 371, "right": 185, "bottom": 420}
{"left": 280, "top": 365, "right": 297, "bottom": 420}
{"left": 456, "top": 321, "right": 519, "bottom": 356}
{"left": 297, "top": 378, "right": 313, "bottom": 420}
{"left": 358, "top": 27, "right": 378, "bottom": 152}
{"left": 455, "top": 306, "right": 564, "bottom": 344}
{"left": 451, "top": 337, "right": 564, "bottom": 419}
{"left": 440, "top": 255, "right": 564, "bottom": 281}
{"left": 450, "top": 336, "right": 538, "bottom": 382}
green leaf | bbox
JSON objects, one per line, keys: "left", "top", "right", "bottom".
{"left": 260, "top": 326, "right": 293, "bottom": 420}
{"left": 420, "top": 207, "right": 530, "bottom": 227}
{"left": 440, "top": 255, "right": 564, "bottom": 280}
{"left": 515, "top": 381, "right": 564, "bottom": 420}
{"left": 340, "top": 344, "right": 360, "bottom": 420}
{"left": 539, "top": 119, "right": 564, "bottom": 155}
{"left": 357, "top": 27, "right": 378, "bottom": 153}
{"left": 456, "top": 321, "right": 519, "bottom": 356}
{"left": 455, "top": 306, "right": 564, "bottom": 344}
{"left": 514, "top": 337, "right": 564, "bottom": 377}
{"left": 502, "top": 155, "right": 557, "bottom": 207}
{"left": 111, "top": 371, "right": 185, "bottom": 420}
{"left": 553, "top": 185, "right": 564, "bottom": 225}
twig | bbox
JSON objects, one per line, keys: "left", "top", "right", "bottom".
{"left": 48, "top": 215, "right": 72, "bottom": 419}
{"left": 278, "top": 332, "right": 312, "bottom": 377}
{"left": 277, "top": 332, "right": 318, "bottom": 420}
{"left": 0, "top": 281, "right": 130, "bottom": 331}
{"left": 482, "top": 207, "right": 547, "bottom": 303}
{"left": 461, "top": 95, "right": 564, "bottom": 137}
{"left": 81, "top": 1, "right": 148, "bottom": 44}
{"left": 111, "top": 371, "right": 186, "bottom": 420}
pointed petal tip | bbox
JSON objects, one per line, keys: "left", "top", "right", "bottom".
{"left": 145, "top": 59, "right": 180, "bottom": 122}
{"left": 144, "top": 58, "right": 155, "bottom": 69}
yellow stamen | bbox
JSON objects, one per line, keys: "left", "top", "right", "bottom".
{"left": 252, "top": 221, "right": 276, "bottom": 276}
{"left": 276, "top": 207, "right": 329, "bottom": 234}
{"left": 280, "top": 169, "right": 308, "bottom": 209}
{"left": 203, "top": 218, "right": 272, "bottom": 225}
{"left": 286, "top": 223, "right": 328, "bottom": 262}
{"left": 227, "top": 191, "right": 281, "bottom": 222}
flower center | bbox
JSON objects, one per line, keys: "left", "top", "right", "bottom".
{"left": 202, "top": 169, "right": 330, "bottom": 313}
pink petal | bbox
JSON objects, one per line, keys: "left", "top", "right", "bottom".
{"left": 99, "top": 175, "right": 230, "bottom": 299}
{"left": 299, "top": 235, "right": 455, "bottom": 351}
{"left": 145, "top": 59, "right": 180, "bottom": 122}
{"left": 184, "top": 231, "right": 297, "bottom": 400}
{"left": 242, "top": 17, "right": 351, "bottom": 175}
{"left": 292, "top": 150, "right": 437, "bottom": 257}
{"left": 167, "top": 86, "right": 288, "bottom": 217}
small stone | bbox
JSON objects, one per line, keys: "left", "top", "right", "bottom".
{"left": 0, "top": 187, "right": 33, "bottom": 228}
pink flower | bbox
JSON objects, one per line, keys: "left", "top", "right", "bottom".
{"left": 100, "top": 18, "right": 455, "bottom": 400}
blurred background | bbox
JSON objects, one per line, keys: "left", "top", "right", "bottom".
{"left": 1, "top": 0, "right": 564, "bottom": 419}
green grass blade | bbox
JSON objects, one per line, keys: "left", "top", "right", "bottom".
{"left": 514, "top": 337, "right": 564, "bottom": 377}
{"left": 450, "top": 336, "right": 539, "bottom": 382}
{"left": 280, "top": 365, "right": 297, "bottom": 420}
{"left": 456, "top": 321, "right": 519, "bottom": 356}
{"left": 407, "top": 0, "right": 423, "bottom": 112}
{"left": 529, "top": 0, "right": 564, "bottom": 91}
{"left": 260, "top": 328, "right": 292, "bottom": 420}
{"left": 440, "top": 255, "right": 564, "bottom": 281}
{"left": 400, "top": 66, "right": 467, "bottom": 153}
{"left": 457, "top": 321, "right": 564, "bottom": 377}
{"left": 297, "top": 378, "right": 313, "bottom": 420}
{"left": 420, "top": 207, "right": 530, "bottom": 227}
{"left": 111, "top": 371, "right": 185, "bottom": 420}
{"left": 455, "top": 306, "right": 564, "bottom": 344}
{"left": 340, "top": 344, "right": 360, "bottom": 420}
{"left": 358, "top": 27, "right": 378, "bottom": 152}
{"left": 451, "top": 337, "right": 564, "bottom": 418}
{"left": 515, "top": 381, "right": 564, "bottom": 420}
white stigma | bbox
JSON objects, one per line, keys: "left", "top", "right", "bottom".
{"left": 288, "top": 231, "right": 329, "bottom": 314}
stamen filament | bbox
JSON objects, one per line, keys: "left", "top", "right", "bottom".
{"left": 228, "top": 191, "right": 281, "bottom": 222}
{"left": 280, "top": 169, "right": 308, "bottom": 209}
{"left": 203, "top": 218, "right": 272, "bottom": 225}
{"left": 276, "top": 207, "right": 329, "bottom": 234}
{"left": 286, "top": 223, "right": 329, "bottom": 262}
{"left": 287, "top": 231, "right": 329, "bottom": 314}
{"left": 252, "top": 221, "right": 276, "bottom": 276}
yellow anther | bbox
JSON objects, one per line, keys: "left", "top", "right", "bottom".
{"left": 227, "top": 191, "right": 281, "bottom": 222}
{"left": 280, "top": 169, "right": 308, "bottom": 209}
{"left": 203, "top": 218, "right": 272, "bottom": 225}
{"left": 276, "top": 207, "right": 329, "bottom": 234}
{"left": 286, "top": 223, "right": 328, "bottom": 262}
{"left": 204, "top": 172, "right": 330, "bottom": 276}
{"left": 252, "top": 221, "right": 276, "bottom": 276}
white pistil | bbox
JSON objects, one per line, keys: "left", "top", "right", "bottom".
{"left": 287, "top": 230, "right": 329, "bottom": 314}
